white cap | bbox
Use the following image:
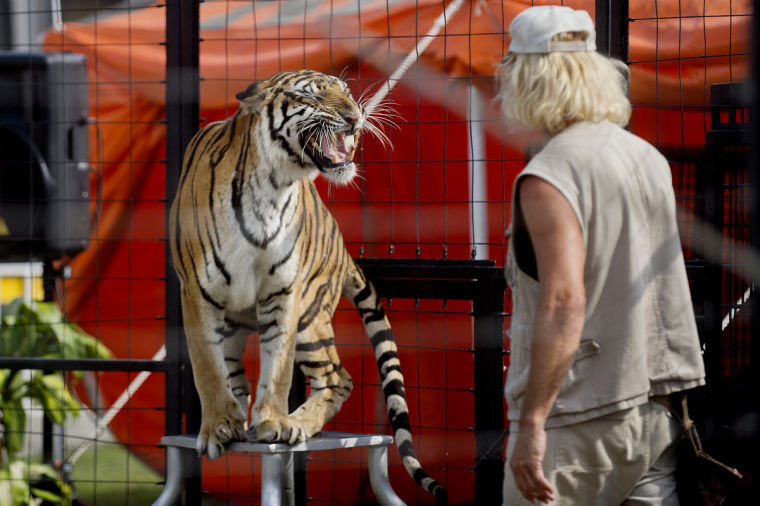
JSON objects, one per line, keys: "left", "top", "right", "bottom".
{"left": 508, "top": 6, "right": 596, "bottom": 54}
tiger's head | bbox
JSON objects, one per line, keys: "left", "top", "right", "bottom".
{"left": 236, "top": 69, "right": 370, "bottom": 186}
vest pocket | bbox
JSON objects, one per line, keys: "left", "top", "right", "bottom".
{"left": 574, "top": 339, "right": 601, "bottom": 361}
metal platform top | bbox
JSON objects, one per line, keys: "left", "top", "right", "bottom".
{"left": 161, "top": 432, "right": 394, "bottom": 454}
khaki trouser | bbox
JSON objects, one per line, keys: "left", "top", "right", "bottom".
{"left": 503, "top": 400, "right": 680, "bottom": 505}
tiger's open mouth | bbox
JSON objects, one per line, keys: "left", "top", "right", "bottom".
{"left": 301, "top": 130, "right": 359, "bottom": 170}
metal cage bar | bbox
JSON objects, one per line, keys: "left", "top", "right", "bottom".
{"left": 595, "top": 0, "right": 629, "bottom": 61}
{"left": 164, "top": 0, "right": 202, "bottom": 503}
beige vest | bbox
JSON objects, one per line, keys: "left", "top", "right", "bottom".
{"left": 504, "top": 121, "right": 705, "bottom": 428}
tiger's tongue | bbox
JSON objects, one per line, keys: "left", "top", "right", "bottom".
{"left": 322, "top": 134, "right": 355, "bottom": 163}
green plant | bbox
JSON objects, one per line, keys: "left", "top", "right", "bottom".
{"left": 0, "top": 298, "right": 112, "bottom": 505}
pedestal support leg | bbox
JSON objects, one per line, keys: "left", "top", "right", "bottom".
{"left": 368, "top": 446, "right": 406, "bottom": 506}
{"left": 152, "top": 446, "right": 186, "bottom": 506}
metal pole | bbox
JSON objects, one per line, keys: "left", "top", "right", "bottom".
{"left": 288, "top": 369, "right": 307, "bottom": 505}
{"left": 469, "top": 85, "right": 489, "bottom": 260}
{"left": 595, "top": 0, "right": 629, "bottom": 61}
{"left": 261, "top": 453, "right": 284, "bottom": 506}
{"left": 42, "top": 260, "right": 55, "bottom": 464}
{"left": 472, "top": 271, "right": 506, "bottom": 505}
{"left": 165, "top": 0, "right": 201, "bottom": 502}
{"left": 750, "top": 0, "right": 760, "bottom": 402}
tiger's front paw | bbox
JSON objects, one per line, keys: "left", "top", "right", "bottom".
{"left": 252, "top": 417, "right": 307, "bottom": 445}
{"left": 197, "top": 400, "right": 247, "bottom": 459}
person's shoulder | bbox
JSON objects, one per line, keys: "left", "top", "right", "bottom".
{"left": 550, "top": 121, "right": 658, "bottom": 157}
{"left": 556, "top": 120, "right": 621, "bottom": 142}
{"left": 538, "top": 121, "right": 611, "bottom": 161}
{"left": 542, "top": 121, "right": 600, "bottom": 148}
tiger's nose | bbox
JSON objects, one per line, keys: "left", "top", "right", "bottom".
{"left": 343, "top": 111, "right": 361, "bottom": 127}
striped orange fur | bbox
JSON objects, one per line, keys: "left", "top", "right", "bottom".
{"left": 169, "top": 70, "right": 446, "bottom": 504}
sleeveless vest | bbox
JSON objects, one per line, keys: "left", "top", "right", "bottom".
{"left": 504, "top": 121, "right": 705, "bottom": 428}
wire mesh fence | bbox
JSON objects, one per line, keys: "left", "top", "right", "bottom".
{"left": 0, "top": 1, "right": 755, "bottom": 505}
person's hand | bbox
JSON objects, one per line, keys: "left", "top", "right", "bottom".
{"left": 509, "top": 425, "right": 555, "bottom": 504}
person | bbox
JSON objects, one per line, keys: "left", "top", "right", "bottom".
{"left": 497, "top": 6, "right": 706, "bottom": 505}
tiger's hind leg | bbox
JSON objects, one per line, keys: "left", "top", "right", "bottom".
{"left": 288, "top": 312, "right": 353, "bottom": 436}
{"left": 251, "top": 311, "right": 352, "bottom": 444}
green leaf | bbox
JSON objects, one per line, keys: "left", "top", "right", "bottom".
{"left": 31, "top": 303, "right": 68, "bottom": 356}
{"left": 0, "top": 310, "right": 33, "bottom": 357}
{"left": 2, "top": 298, "right": 112, "bottom": 361}
{"left": 30, "top": 486, "right": 70, "bottom": 504}
{"left": 42, "top": 374, "right": 81, "bottom": 413}
{"left": 0, "top": 297, "right": 112, "bottom": 460}
{"left": 26, "top": 374, "right": 80, "bottom": 425}
{"left": 0, "top": 460, "right": 73, "bottom": 505}
{"left": 0, "top": 476, "right": 12, "bottom": 506}
{"left": 0, "top": 398, "right": 26, "bottom": 456}
{"left": 1, "top": 297, "right": 23, "bottom": 317}
{"left": 27, "top": 301, "right": 112, "bottom": 360}
{"left": 3, "top": 369, "right": 31, "bottom": 401}
{"left": 26, "top": 462, "right": 59, "bottom": 480}
{"left": 26, "top": 461, "right": 73, "bottom": 505}
{"left": 7, "top": 460, "right": 33, "bottom": 504}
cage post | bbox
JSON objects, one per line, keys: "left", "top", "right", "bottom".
{"left": 595, "top": 0, "right": 629, "bottom": 61}
{"left": 748, "top": 13, "right": 760, "bottom": 499}
{"left": 472, "top": 270, "right": 506, "bottom": 505}
{"left": 288, "top": 368, "right": 307, "bottom": 505}
{"left": 41, "top": 260, "right": 56, "bottom": 464}
{"left": 751, "top": 0, "right": 760, "bottom": 406}
{"left": 702, "top": 126, "right": 724, "bottom": 389}
{"left": 165, "top": 0, "right": 201, "bottom": 503}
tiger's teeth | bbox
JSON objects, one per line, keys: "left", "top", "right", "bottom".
{"left": 348, "top": 149, "right": 355, "bottom": 161}
{"left": 332, "top": 154, "right": 339, "bottom": 163}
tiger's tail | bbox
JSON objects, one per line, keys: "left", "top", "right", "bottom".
{"left": 347, "top": 265, "right": 448, "bottom": 505}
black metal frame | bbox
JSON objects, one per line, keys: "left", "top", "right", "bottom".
{"left": 17, "top": 1, "right": 754, "bottom": 504}
{"left": 702, "top": 82, "right": 753, "bottom": 390}
{"left": 0, "top": 358, "right": 166, "bottom": 372}
{"left": 164, "top": 0, "right": 202, "bottom": 500}
{"left": 752, "top": 0, "right": 760, "bottom": 407}
{"left": 356, "top": 259, "right": 507, "bottom": 505}
{"left": 595, "top": 0, "right": 629, "bottom": 61}
{"left": 692, "top": 81, "right": 758, "bottom": 502}
{"left": 161, "top": 1, "right": 509, "bottom": 503}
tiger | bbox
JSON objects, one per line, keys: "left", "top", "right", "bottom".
{"left": 169, "top": 69, "right": 447, "bottom": 504}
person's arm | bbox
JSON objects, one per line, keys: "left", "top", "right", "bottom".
{"left": 508, "top": 175, "right": 586, "bottom": 504}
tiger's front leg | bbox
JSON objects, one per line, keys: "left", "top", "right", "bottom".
{"left": 249, "top": 288, "right": 304, "bottom": 444}
{"left": 181, "top": 293, "right": 248, "bottom": 459}
{"left": 218, "top": 316, "right": 255, "bottom": 418}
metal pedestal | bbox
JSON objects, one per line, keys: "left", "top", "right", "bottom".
{"left": 152, "top": 432, "right": 405, "bottom": 506}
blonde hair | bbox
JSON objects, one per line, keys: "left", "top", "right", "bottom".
{"left": 497, "top": 32, "right": 631, "bottom": 133}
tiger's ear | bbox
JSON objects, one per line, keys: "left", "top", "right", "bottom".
{"left": 235, "top": 82, "right": 261, "bottom": 101}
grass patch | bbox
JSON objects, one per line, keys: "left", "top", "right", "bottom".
{"left": 68, "top": 442, "right": 163, "bottom": 505}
